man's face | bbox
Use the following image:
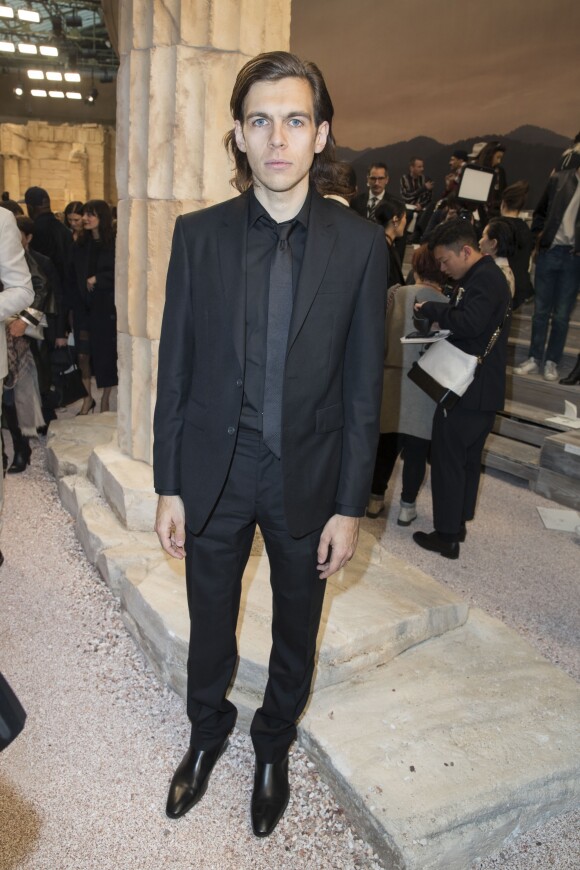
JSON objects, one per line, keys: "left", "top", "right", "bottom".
{"left": 433, "top": 243, "right": 472, "bottom": 280}
{"left": 367, "top": 166, "right": 388, "bottom": 196}
{"left": 234, "top": 77, "right": 328, "bottom": 199}
{"left": 449, "top": 156, "right": 461, "bottom": 171}
{"left": 492, "top": 150, "right": 504, "bottom": 167}
{"left": 410, "top": 160, "right": 424, "bottom": 178}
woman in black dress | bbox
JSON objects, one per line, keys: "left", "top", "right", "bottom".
{"left": 500, "top": 181, "right": 534, "bottom": 309}
{"left": 69, "top": 200, "right": 117, "bottom": 414}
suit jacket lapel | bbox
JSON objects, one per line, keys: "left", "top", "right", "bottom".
{"left": 218, "top": 192, "right": 250, "bottom": 372}
{"left": 287, "top": 192, "right": 338, "bottom": 352}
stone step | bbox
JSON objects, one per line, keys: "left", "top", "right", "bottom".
{"left": 533, "top": 429, "right": 580, "bottom": 510}
{"left": 493, "top": 399, "right": 572, "bottom": 447}
{"left": 506, "top": 367, "right": 580, "bottom": 413}
{"left": 300, "top": 610, "right": 580, "bottom": 870}
{"left": 481, "top": 432, "right": 540, "bottom": 482}
{"left": 510, "top": 312, "right": 580, "bottom": 348}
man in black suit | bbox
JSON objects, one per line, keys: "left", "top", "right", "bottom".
{"left": 350, "top": 162, "right": 390, "bottom": 220}
{"left": 153, "top": 52, "right": 387, "bottom": 837}
{"left": 412, "top": 220, "right": 511, "bottom": 559}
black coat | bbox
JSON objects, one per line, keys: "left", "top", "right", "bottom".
{"left": 69, "top": 236, "right": 117, "bottom": 387}
{"left": 153, "top": 190, "right": 388, "bottom": 538}
{"left": 419, "top": 256, "right": 511, "bottom": 411}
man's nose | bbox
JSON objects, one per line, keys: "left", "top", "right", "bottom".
{"left": 269, "top": 122, "right": 287, "bottom": 148}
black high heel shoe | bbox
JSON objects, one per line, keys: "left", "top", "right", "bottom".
{"left": 8, "top": 443, "right": 32, "bottom": 474}
{"left": 76, "top": 398, "right": 96, "bottom": 416}
{"left": 559, "top": 354, "right": 580, "bottom": 385}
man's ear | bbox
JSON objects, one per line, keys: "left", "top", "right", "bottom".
{"left": 234, "top": 120, "right": 246, "bottom": 153}
{"left": 314, "top": 121, "right": 329, "bottom": 154}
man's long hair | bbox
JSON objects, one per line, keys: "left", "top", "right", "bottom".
{"left": 224, "top": 51, "right": 337, "bottom": 193}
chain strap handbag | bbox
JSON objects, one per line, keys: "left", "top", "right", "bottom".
{"left": 0, "top": 672, "right": 27, "bottom": 751}
{"left": 408, "top": 302, "right": 511, "bottom": 410}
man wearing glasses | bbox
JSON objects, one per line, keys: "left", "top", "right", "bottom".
{"left": 351, "top": 163, "right": 390, "bottom": 221}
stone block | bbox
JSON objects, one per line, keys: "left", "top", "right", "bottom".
{"left": 88, "top": 443, "right": 157, "bottom": 531}
{"left": 126, "top": 197, "right": 148, "bottom": 336}
{"left": 148, "top": 46, "right": 177, "bottom": 200}
{"left": 152, "top": 0, "right": 179, "bottom": 46}
{"left": 179, "top": 0, "right": 211, "bottom": 47}
{"left": 57, "top": 473, "right": 100, "bottom": 518}
{"left": 301, "top": 610, "right": 580, "bottom": 870}
{"left": 145, "top": 200, "right": 183, "bottom": 338}
{"left": 46, "top": 415, "right": 117, "bottom": 477}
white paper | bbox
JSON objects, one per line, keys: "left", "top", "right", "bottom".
{"left": 536, "top": 507, "right": 580, "bottom": 532}
{"left": 545, "top": 400, "right": 580, "bottom": 428}
{"left": 401, "top": 330, "right": 451, "bottom": 345}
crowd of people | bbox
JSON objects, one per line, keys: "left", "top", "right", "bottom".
{"left": 339, "top": 134, "right": 579, "bottom": 554}
{"left": 0, "top": 186, "right": 118, "bottom": 472}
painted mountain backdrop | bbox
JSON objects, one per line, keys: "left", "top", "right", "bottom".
{"left": 337, "top": 126, "right": 573, "bottom": 209}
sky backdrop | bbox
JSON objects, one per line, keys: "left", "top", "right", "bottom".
{"left": 290, "top": 0, "right": 580, "bottom": 149}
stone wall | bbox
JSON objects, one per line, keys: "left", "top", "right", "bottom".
{"left": 0, "top": 121, "right": 117, "bottom": 211}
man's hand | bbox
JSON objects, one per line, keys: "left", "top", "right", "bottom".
{"left": 55, "top": 337, "right": 68, "bottom": 347}
{"left": 155, "top": 495, "right": 186, "bottom": 560}
{"left": 317, "top": 514, "right": 360, "bottom": 580}
{"left": 87, "top": 276, "right": 97, "bottom": 292}
{"left": 9, "top": 318, "right": 27, "bottom": 337}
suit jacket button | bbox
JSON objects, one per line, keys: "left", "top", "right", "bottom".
{"left": 236, "top": 379, "right": 242, "bottom": 387}
{"left": 227, "top": 426, "right": 236, "bottom": 435}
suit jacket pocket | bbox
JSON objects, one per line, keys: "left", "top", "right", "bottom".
{"left": 315, "top": 402, "right": 344, "bottom": 433}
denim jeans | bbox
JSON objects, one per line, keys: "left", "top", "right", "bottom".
{"left": 530, "top": 245, "right": 580, "bottom": 364}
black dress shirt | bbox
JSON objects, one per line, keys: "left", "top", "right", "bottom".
{"left": 240, "top": 189, "right": 310, "bottom": 430}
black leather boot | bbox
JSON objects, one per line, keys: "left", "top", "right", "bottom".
{"left": 559, "top": 354, "right": 580, "bottom": 385}
{"left": 251, "top": 755, "right": 290, "bottom": 837}
{"left": 166, "top": 737, "right": 229, "bottom": 819}
{"left": 8, "top": 437, "right": 31, "bottom": 474}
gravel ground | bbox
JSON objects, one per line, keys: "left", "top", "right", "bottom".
{"left": 0, "top": 439, "right": 578, "bottom": 869}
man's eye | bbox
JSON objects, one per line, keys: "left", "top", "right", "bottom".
{"left": 252, "top": 118, "right": 267, "bottom": 127}
{"left": 288, "top": 118, "right": 303, "bottom": 127}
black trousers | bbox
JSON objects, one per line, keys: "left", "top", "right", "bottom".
{"left": 371, "top": 432, "right": 430, "bottom": 503}
{"left": 184, "top": 429, "right": 327, "bottom": 764}
{"left": 430, "top": 405, "right": 496, "bottom": 538}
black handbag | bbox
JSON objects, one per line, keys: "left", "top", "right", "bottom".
{"left": 48, "top": 347, "right": 88, "bottom": 408}
{"left": 0, "top": 672, "right": 27, "bottom": 751}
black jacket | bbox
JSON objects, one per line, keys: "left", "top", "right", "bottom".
{"left": 29, "top": 210, "right": 73, "bottom": 287}
{"left": 532, "top": 170, "right": 580, "bottom": 253}
{"left": 153, "top": 190, "right": 388, "bottom": 537}
{"left": 419, "top": 256, "right": 511, "bottom": 411}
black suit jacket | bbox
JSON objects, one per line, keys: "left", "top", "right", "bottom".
{"left": 153, "top": 189, "right": 388, "bottom": 537}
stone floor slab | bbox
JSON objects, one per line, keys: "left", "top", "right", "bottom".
{"left": 300, "top": 610, "right": 580, "bottom": 870}
{"left": 88, "top": 444, "right": 157, "bottom": 531}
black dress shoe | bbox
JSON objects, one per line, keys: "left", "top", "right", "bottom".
{"left": 559, "top": 354, "right": 580, "bottom": 385}
{"left": 166, "top": 738, "right": 229, "bottom": 819}
{"left": 251, "top": 756, "right": 290, "bottom": 837}
{"left": 0, "top": 550, "right": 4, "bottom": 568}
{"left": 413, "top": 530, "right": 460, "bottom": 559}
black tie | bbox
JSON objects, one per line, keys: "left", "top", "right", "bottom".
{"left": 262, "top": 221, "right": 294, "bottom": 458}
{"left": 368, "top": 196, "right": 378, "bottom": 220}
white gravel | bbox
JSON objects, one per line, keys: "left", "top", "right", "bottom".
{"left": 0, "top": 438, "right": 578, "bottom": 869}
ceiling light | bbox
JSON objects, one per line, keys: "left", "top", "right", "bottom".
{"left": 27, "top": 69, "right": 44, "bottom": 79}
{"left": 0, "top": 41, "right": 16, "bottom": 52}
{"left": 40, "top": 45, "right": 58, "bottom": 57}
{"left": 65, "top": 91, "right": 82, "bottom": 100}
{"left": 13, "top": 85, "right": 23, "bottom": 98}
{"left": 85, "top": 87, "right": 99, "bottom": 104}
{"left": 0, "top": 6, "right": 14, "bottom": 18}
{"left": 18, "top": 43, "right": 38, "bottom": 54}
{"left": 46, "top": 71, "right": 62, "bottom": 81}
{"left": 18, "top": 9, "right": 40, "bottom": 23}
{"left": 31, "top": 89, "right": 47, "bottom": 97}
{"left": 49, "top": 90, "right": 64, "bottom": 98}
{"left": 64, "top": 72, "right": 80, "bottom": 83}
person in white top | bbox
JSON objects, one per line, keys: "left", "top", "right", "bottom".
{"left": 0, "top": 207, "right": 35, "bottom": 567}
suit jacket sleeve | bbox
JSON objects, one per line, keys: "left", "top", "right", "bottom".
{"left": 153, "top": 216, "right": 193, "bottom": 495}
{"left": 335, "top": 225, "right": 388, "bottom": 515}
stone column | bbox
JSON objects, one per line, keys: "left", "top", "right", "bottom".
{"left": 116, "top": 0, "right": 291, "bottom": 463}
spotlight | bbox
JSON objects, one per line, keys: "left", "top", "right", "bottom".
{"left": 85, "top": 87, "right": 99, "bottom": 104}
{"left": 65, "top": 12, "right": 83, "bottom": 28}
{"left": 13, "top": 85, "right": 23, "bottom": 99}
